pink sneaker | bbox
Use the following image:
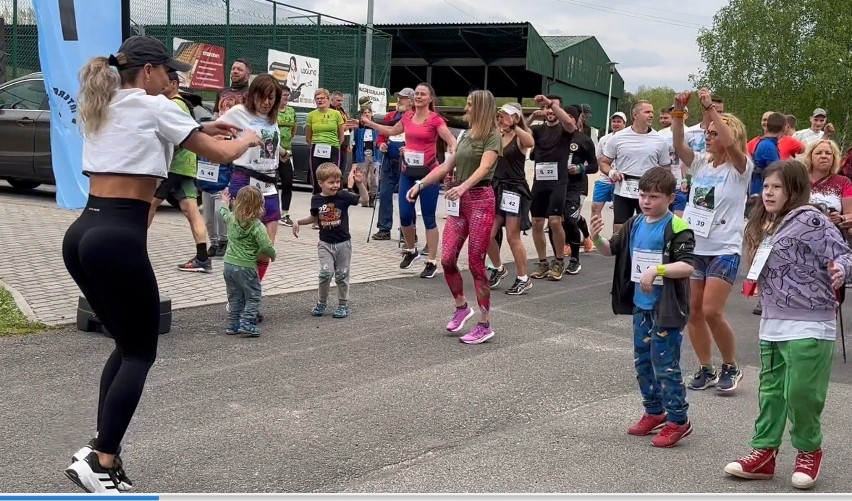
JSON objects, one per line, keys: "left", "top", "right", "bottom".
{"left": 459, "top": 323, "right": 495, "bottom": 344}
{"left": 446, "top": 305, "right": 474, "bottom": 332}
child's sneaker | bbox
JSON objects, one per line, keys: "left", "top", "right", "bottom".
{"left": 791, "top": 449, "right": 822, "bottom": 489}
{"left": 650, "top": 420, "right": 692, "bottom": 448}
{"left": 627, "top": 412, "right": 667, "bottom": 436}
{"left": 333, "top": 305, "right": 350, "bottom": 318}
{"left": 225, "top": 325, "right": 240, "bottom": 335}
{"left": 311, "top": 302, "right": 328, "bottom": 316}
{"left": 724, "top": 448, "right": 777, "bottom": 480}
{"left": 238, "top": 323, "right": 260, "bottom": 337}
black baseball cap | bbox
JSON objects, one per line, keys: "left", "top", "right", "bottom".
{"left": 111, "top": 36, "right": 191, "bottom": 72}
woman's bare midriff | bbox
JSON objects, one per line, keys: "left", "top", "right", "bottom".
{"left": 88, "top": 174, "right": 158, "bottom": 202}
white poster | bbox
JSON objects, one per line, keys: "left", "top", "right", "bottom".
{"left": 268, "top": 49, "right": 320, "bottom": 109}
{"left": 357, "top": 83, "right": 387, "bottom": 114}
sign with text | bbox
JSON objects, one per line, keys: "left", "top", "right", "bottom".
{"left": 267, "top": 49, "right": 319, "bottom": 109}
{"left": 172, "top": 37, "right": 226, "bottom": 90}
{"left": 357, "top": 83, "right": 387, "bottom": 114}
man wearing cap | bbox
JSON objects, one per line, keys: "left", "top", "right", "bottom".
{"left": 591, "top": 111, "right": 627, "bottom": 222}
{"left": 147, "top": 71, "right": 212, "bottom": 272}
{"left": 794, "top": 108, "right": 835, "bottom": 145}
{"left": 371, "top": 88, "right": 413, "bottom": 240}
{"left": 657, "top": 105, "right": 690, "bottom": 216}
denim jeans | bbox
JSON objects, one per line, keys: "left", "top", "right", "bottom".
{"left": 378, "top": 155, "right": 400, "bottom": 233}
{"left": 224, "top": 262, "right": 262, "bottom": 327}
{"left": 633, "top": 308, "right": 689, "bottom": 423}
{"left": 202, "top": 190, "right": 228, "bottom": 245}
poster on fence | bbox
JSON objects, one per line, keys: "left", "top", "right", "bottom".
{"left": 267, "top": 49, "right": 319, "bottom": 108}
{"left": 172, "top": 37, "right": 226, "bottom": 90}
{"left": 357, "top": 83, "right": 387, "bottom": 114}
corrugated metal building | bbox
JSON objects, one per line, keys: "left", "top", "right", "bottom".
{"left": 376, "top": 22, "right": 625, "bottom": 130}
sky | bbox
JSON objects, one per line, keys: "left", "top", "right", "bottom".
{"left": 275, "top": 0, "right": 729, "bottom": 93}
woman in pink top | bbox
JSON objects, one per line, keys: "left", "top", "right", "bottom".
{"left": 363, "top": 83, "right": 457, "bottom": 276}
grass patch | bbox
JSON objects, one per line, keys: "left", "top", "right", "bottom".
{"left": 0, "top": 286, "right": 47, "bottom": 335}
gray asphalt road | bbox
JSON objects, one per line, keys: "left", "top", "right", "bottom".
{"left": 2, "top": 254, "right": 852, "bottom": 493}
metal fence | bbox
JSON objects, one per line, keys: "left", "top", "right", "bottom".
{"left": 0, "top": 0, "right": 392, "bottom": 109}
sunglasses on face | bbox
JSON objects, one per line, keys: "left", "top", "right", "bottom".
{"left": 705, "top": 131, "right": 718, "bottom": 139}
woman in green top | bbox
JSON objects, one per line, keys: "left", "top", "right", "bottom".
{"left": 277, "top": 84, "right": 297, "bottom": 226}
{"left": 405, "top": 90, "right": 502, "bottom": 345}
{"left": 305, "top": 88, "right": 345, "bottom": 194}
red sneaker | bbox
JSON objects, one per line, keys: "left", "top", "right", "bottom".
{"left": 724, "top": 449, "right": 777, "bottom": 479}
{"left": 791, "top": 449, "right": 822, "bottom": 490}
{"left": 583, "top": 237, "right": 595, "bottom": 253}
{"left": 650, "top": 420, "right": 692, "bottom": 447}
{"left": 627, "top": 413, "right": 667, "bottom": 436}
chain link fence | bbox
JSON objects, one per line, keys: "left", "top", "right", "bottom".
{"left": 0, "top": 0, "right": 392, "bottom": 111}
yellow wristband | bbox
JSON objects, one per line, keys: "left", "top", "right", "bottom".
{"left": 656, "top": 264, "right": 666, "bottom": 277}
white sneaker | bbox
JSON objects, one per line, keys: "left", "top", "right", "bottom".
{"left": 65, "top": 451, "right": 120, "bottom": 493}
{"left": 70, "top": 442, "right": 133, "bottom": 491}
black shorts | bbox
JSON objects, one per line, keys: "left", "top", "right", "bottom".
{"left": 530, "top": 183, "right": 567, "bottom": 218}
{"left": 154, "top": 172, "right": 197, "bottom": 202}
{"left": 612, "top": 193, "right": 641, "bottom": 224}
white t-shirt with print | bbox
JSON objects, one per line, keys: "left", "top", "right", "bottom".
{"left": 687, "top": 155, "right": 754, "bottom": 256}
{"left": 602, "top": 126, "right": 671, "bottom": 177}
{"left": 219, "top": 105, "right": 280, "bottom": 174}
{"left": 793, "top": 128, "right": 824, "bottom": 145}
{"left": 83, "top": 89, "right": 200, "bottom": 179}
{"left": 685, "top": 123, "right": 706, "bottom": 155}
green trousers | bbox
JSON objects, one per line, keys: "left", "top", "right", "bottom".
{"left": 750, "top": 338, "right": 834, "bottom": 452}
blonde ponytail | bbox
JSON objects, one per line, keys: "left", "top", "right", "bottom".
{"left": 78, "top": 56, "right": 120, "bottom": 136}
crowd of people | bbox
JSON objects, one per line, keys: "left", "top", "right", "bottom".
{"left": 59, "top": 35, "right": 852, "bottom": 493}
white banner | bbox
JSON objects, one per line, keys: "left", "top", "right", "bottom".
{"left": 357, "top": 83, "right": 387, "bottom": 114}
{"left": 268, "top": 49, "right": 319, "bottom": 109}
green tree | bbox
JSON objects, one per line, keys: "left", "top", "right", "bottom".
{"left": 693, "top": 0, "right": 852, "bottom": 146}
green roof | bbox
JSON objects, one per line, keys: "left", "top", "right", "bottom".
{"left": 542, "top": 35, "right": 591, "bottom": 53}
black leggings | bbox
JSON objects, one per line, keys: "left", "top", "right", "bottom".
{"left": 278, "top": 158, "right": 294, "bottom": 212}
{"left": 309, "top": 144, "right": 341, "bottom": 194}
{"left": 62, "top": 195, "right": 159, "bottom": 455}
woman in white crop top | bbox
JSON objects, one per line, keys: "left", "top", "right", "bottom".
{"left": 62, "top": 36, "right": 261, "bottom": 494}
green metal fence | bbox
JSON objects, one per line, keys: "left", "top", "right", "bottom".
{"left": 0, "top": 0, "right": 392, "bottom": 111}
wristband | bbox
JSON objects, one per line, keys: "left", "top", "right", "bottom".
{"left": 593, "top": 236, "right": 605, "bottom": 245}
{"left": 671, "top": 111, "right": 685, "bottom": 118}
{"left": 656, "top": 264, "right": 666, "bottom": 277}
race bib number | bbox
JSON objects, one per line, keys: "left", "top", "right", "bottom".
{"left": 746, "top": 238, "right": 773, "bottom": 280}
{"left": 249, "top": 177, "right": 278, "bottom": 196}
{"left": 682, "top": 204, "right": 715, "bottom": 238}
{"left": 196, "top": 160, "right": 219, "bottom": 183}
{"left": 535, "top": 162, "right": 558, "bottom": 181}
{"left": 500, "top": 191, "right": 521, "bottom": 214}
{"left": 389, "top": 133, "right": 405, "bottom": 142}
{"left": 404, "top": 150, "right": 425, "bottom": 166}
{"left": 631, "top": 250, "right": 663, "bottom": 286}
{"left": 314, "top": 144, "right": 332, "bottom": 159}
{"left": 363, "top": 129, "right": 374, "bottom": 141}
{"left": 619, "top": 178, "right": 640, "bottom": 199}
{"left": 445, "top": 197, "right": 460, "bottom": 217}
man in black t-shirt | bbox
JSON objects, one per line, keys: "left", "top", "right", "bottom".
{"left": 528, "top": 94, "right": 578, "bottom": 282}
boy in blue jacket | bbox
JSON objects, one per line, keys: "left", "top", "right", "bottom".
{"left": 350, "top": 106, "right": 379, "bottom": 206}
{"left": 590, "top": 166, "right": 696, "bottom": 448}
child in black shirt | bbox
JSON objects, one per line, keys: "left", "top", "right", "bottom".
{"left": 293, "top": 162, "right": 368, "bottom": 318}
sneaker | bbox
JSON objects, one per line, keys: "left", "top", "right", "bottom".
{"left": 207, "top": 244, "right": 220, "bottom": 258}
{"left": 333, "top": 305, "right": 350, "bottom": 318}
{"left": 566, "top": 257, "right": 581, "bottom": 275}
{"left": 791, "top": 449, "right": 822, "bottom": 489}
{"left": 583, "top": 237, "right": 595, "bottom": 253}
{"left": 71, "top": 440, "right": 132, "bottom": 492}
{"left": 459, "top": 323, "right": 495, "bottom": 344}
{"left": 546, "top": 259, "right": 565, "bottom": 281}
{"left": 716, "top": 363, "right": 743, "bottom": 392}
{"left": 226, "top": 325, "right": 240, "bottom": 335}
{"left": 530, "top": 261, "right": 549, "bottom": 279}
{"left": 372, "top": 230, "right": 391, "bottom": 241}
{"left": 178, "top": 257, "right": 212, "bottom": 273}
{"left": 216, "top": 242, "right": 228, "bottom": 257}
{"left": 64, "top": 451, "right": 120, "bottom": 493}
{"left": 724, "top": 448, "right": 778, "bottom": 480}
{"left": 400, "top": 249, "right": 420, "bottom": 269}
{"left": 239, "top": 323, "right": 260, "bottom": 337}
{"left": 650, "top": 420, "right": 692, "bottom": 448}
{"left": 488, "top": 266, "right": 509, "bottom": 289}
{"left": 563, "top": 245, "right": 572, "bottom": 257}
{"left": 446, "top": 305, "right": 475, "bottom": 332}
{"left": 421, "top": 244, "right": 429, "bottom": 256}
{"left": 505, "top": 277, "right": 532, "bottom": 295}
{"left": 420, "top": 261, "right": 438, "bottom": 278}
{"left": 279, "top": 215, "right": 293, "bottom": 227}
{"left": 687, "top": 365, "right": 719, "bottom": 390}
{"left": 753, "top": 302, "right": 762, "bottom": 315}
{"left": 311, "top": 302, "right": 327, "bottom": 317}
{"left": 627, "top": 412, "right": 667, "bottom": 436}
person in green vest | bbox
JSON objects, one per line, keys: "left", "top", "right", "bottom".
{"left": 277, "top": 84, "right": 297, "bottom": 227}
{"left": 147, "top": 71, "right": 212, "bottom": 273}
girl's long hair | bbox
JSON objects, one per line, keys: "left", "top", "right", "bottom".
{"left": 466, "top": 90, "right": 497, "bottom": 141}
{"left": 78, "top": 53, "right": 141, "bottom": 136}
{"left": 743, "top": 160, "right": 812, "bottom": 259}
{"left": 233, "top": 186, "right": 265, "bottom": 225}
{"left": 244, "top": 74, "right": 282, "bottom": 124}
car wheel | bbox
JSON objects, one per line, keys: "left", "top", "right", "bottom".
{"left": 7, "top": 179, "right": 41, "bottom": 190}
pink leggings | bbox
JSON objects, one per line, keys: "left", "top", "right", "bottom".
{"left": 441, "top": 187, "right": 495, "bottom": 315}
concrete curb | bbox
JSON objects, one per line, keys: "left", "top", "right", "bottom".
{"left": 0, "top": 278, "right": 39, "bottom": 323}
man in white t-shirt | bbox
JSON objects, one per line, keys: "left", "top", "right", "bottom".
{"left": 591, "top": 111, "right": 627, "bottom": 222}
{"left": 657, "top": 105, "right": 690, "bottom": 216}
{"left": 793, "top": 108, "right": 835, "bottom": 145}
{"left": 599, "top": 100, "right": 671, "bottom": 234}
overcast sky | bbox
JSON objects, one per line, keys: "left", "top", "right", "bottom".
{"left": 279, "top": 0, "right": 728, "bottom": 93}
